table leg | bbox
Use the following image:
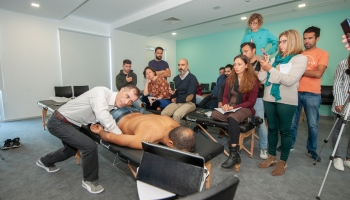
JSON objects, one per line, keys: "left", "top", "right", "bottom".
{"left": 42, "top": 108, "right": 48, "bottom": 130}
{"left": 205, "top": 161, "right": 212, "bottom": 189}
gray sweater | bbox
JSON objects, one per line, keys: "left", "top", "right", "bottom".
{"left": 258, "top": 54, "right": 307, "bottom": 106}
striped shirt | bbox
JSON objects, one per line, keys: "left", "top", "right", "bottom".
{"left": 332, "top": 59, "right": 350, "bottom": 116}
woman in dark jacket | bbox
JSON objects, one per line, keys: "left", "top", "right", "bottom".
{"left": 211, "top": 55, "right": 259, "bottom": 171}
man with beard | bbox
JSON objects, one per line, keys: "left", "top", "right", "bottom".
{"left": 148, "top": 47, "right": 171, "bottom": 79}
{"left": 288, "top": 26, "right": 329, "bottom": 162}
{"left": 161, "top": 58, "right": 197, "bottom": 123}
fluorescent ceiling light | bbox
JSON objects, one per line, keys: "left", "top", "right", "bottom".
{"left": 172, "top": 32, "right": 177, "bottom": 35}
{"left": 241, "top": 17, "right": 247, "bottom": 20}
{"left": 31, "top": 3, "right": 40, "bottom": 7}
{"left": 298, "top": 4, "right": 306, "bottom": 8}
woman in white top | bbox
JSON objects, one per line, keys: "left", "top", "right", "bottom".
{"left": 257, "top": 29, "right": 307, "bottom": 176}
{"left": 331, "top": 54, "right": 350, "bottom": 171}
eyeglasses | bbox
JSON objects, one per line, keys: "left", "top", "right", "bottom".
{"left": 278, "top": 40, "right": 287, "bottom": 45}
{"left": 249, "top": 22, "right": 258, "bottom": 25}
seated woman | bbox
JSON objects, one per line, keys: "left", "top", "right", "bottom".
{"left": 211, "top": 55, "right": 259, "bottom": 170}
{"left": 142, "top": 66, "right": 171, "bottom": 110}
{"left": 257, "top": 29, "right": 306, "bottom": 176}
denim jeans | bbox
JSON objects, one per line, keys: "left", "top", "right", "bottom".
{"left": 291, "top": 92, "right": 321, "bottom": 152}
{"left": 254, "top": 98, "right": 268, "bottom": 149}
{"left": 41, "top": 115, "right": 99, "bottom": 182}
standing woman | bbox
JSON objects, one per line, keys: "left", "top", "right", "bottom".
{"left": 331, "top": 54, "right": 350, "bottom": 171}
{"left": 258, "top": 29, "right": 307, "bottom": 176}
{"left": 142, "top": 66, "right": 171, "bottom": 110}
{"left": 241, "top": 13, "right": 278, "bottom": 56}
{"left": 211, "top": 55, "right": 259, "bottom": 171}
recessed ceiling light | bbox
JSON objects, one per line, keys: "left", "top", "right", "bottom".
{"left": 172, "top": 32, "right": 177, "bottom": 35}
{"left": 212, "top": 6, "right": 221, "bottom": 10}
{"left": 298, "top": 4, "right": 306, "bottom": 8}
{"left": 241, "top": 17, "right": 247, "bottom": 20}
{"left": 31, "top": 3, "right": 40, "bottom": 7}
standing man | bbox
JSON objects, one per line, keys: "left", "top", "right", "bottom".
{"left": 36, "top": 85, "right": 140, "bottom": 194}
{"left": 148, "top": 47, "right": 171, "bottom": 79}
{"left": 288, "top": 26, "right": 329, "bottom": 162}
{"left": 219, "top": 67, "right": 225, "bottom": 75}
{"left": 241, "top": 42, "right": 268, "bottom": 160}
{"left": 116, "top": 59, "right": 137, "bottom": 91}
{"left": 161, "top": 58, "right": 197, "bottom": 123}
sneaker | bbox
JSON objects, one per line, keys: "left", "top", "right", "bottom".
{"left": 333, "top": 158, "right": 344, "bottom": 171}
{"left": 1, "top": 139, "right": 12, "bottom": 150}
{"left": 344, "top": 159, "right": 350, "bottom": 169}
{"left": 82, "top": 180, "right": 104, "bottom": 194}
{"left": 260, "top": 149, "right": 268, "bottom": 160}
{"left": 36, "top": 158, "right": 60, "bottom": 173}
{"left": 11, "top": 137, "right": 21, "bottom": 148}
{"left": 308, "top": 151, "right": 321, "bottom": 162}
{"left": 276, "top": 145, "right": 294, "bottom": 152}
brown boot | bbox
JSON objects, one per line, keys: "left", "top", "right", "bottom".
{"left": 272, "top": 160, "right": 287, "bottom": 176}
{"left": 258, "top": 155, "right": 277, "bottom": 168}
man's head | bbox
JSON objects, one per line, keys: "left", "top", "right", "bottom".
{"left": 167, "top": 126, "right": 196, "bottom": 152}
{"left": 178, "top": 58, "right": 189, "bottom": 75}
{"left": 303, "top": 26, "right": 320, "bottom": 50}
{"left": 154, "top": 47, "right": 164, "bottom": 61}
{"left": 241, "top": 42, "right": 256, "bottom": 60}
{"left": 219, "top": 67, "right": 225, "bottom": 75}
{"left": 224, "top": 64, "right": 233, "bottom": 77}
{"left": 122, "top": 59, "right": 132, "bottom": 74}
{"left": 115, "top": 85, "right": 140, "bottom": 108}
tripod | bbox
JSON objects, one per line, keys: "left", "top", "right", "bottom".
{"left": 316, "top": 98, "right": 350, "bottom": 199}
{"left": 0, "top": 150, "right": 4, "bottom": 160}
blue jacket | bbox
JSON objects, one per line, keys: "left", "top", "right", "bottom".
{"left": 212, "top": 74, "right": 226, "bottom": 98}
{"left": 241, "top": 28, "right": 278, "bottom": 55}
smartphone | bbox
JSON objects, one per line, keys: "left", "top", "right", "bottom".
{"left": 127, "top": 73, "right": 130, "bottom": 78}
{"left": 341, "top": 18, "right": 350, "bottom": 45}
{"left": 169, "top": 81, "right": 175, "bottom": 91}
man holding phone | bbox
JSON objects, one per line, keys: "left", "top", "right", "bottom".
{"left": 116, "top": 59, "right": 137, "bottom": 91}
{"left": 287, "top": 26, "right": 329, "bottom": 162}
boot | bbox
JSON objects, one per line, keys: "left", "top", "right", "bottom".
{"left": 258, "top": 154, "right": 277, "bottom": 168}
{"left": 222, "top": 145, "right": 241, "bottom": 169}
{"left": 272, "top": 160, "right": 287, "bottom": 176}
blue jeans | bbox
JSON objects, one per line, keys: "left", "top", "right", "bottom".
{"left": 254, "top": 98, "right": 268, "bottom": 149}
{"left": 291, "top": 92, "right": 321, "bottom": 152}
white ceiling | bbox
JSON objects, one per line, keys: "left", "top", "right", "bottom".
{"left": 0, "top": 0, "right": 349, "bottom": 40}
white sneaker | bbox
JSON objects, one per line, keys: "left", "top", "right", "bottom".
{"left": 333, "top": 158, "right": 344, "bottom": 171}
{"left": 260, "top": 149, "right": 268, "bottom": 160}
{"left": 82, "top": 180, "right": 104, "bottom": 194}
{"left": 344, "top": 160, "right": 350, "bottom": 169}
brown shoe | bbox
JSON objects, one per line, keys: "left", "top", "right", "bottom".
{"left": 258, "top": 154, "right": 277, "bottom": 168}
{"left": 272, "top": 160, "right": 287, "bottom": 176}
{"left": 186, "top": 94, "right": 194, "bottom": 102}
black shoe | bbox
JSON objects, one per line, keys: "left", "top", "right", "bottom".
{"left": 222, "top": 145, "right": 241, "bottom": 168}
{"left": 12, "top": 137, "right": 21, "bottom": 148}
{"left": 1, "top": 139, "right": 12, "bottom": 150}
{"left": 308, "top": 150, "right": 321, "bottom": 162}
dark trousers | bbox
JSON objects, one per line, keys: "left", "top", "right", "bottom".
{"left": 40, "top": 115, "right": 99, "bottom": 182}
{"left": 264, "top": 101, "right": 296, "bottom": 161}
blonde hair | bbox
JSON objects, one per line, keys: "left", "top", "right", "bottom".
{"left": 279, "top": 29, "right": 303, "bottom": 57}
{"left": 247, "top": 13, "right": 263, "bottom": 27}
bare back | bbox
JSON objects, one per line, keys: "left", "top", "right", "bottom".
{"left": 118, "top": 113, "right": 180, "bottom": 143}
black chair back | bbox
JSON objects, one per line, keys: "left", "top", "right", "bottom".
{"left": 201, "top": 83, "right": 210, "bottom": 91}
{"left": 73, "top": 85, "right": 89, "bottom": 97}
{"left": 179, "top": 175, "right": 240, "bottom": 200}
{"left": 54, "top": 86, "right": 73, "bottom": 98}
{"left": 211, "top": 82, "right": 216, "bottom": 90}
{"left": 321, "top": 86, "right": 334, "bottom": 105}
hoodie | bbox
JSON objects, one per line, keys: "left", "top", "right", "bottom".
{"left": 116, "top": 70, "right": 137, "bottom": 91}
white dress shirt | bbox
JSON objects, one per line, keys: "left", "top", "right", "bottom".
{"left": 58, "top": 86, "right": 122, "bottom": 134}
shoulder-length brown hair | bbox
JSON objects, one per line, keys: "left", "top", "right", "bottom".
{"left": 226, "top": 55, "right": 257, "bottom": 93}
{"left": 279, "top": 29, "right": 303, "bottom": 57}
{"left": 143, "top": 66, "right": 157, "bottom": 78}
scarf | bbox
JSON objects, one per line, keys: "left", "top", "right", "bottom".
{"left": 265, "top": 53, "right": 296, "bottom": 101}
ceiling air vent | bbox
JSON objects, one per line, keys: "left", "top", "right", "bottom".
{"left": 161, "top": 17, "right": 183, "bottom": 25}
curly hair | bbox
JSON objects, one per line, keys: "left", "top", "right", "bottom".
{"left": 247, "top": 13, "right": 264, "bottom": 27}
{"left": 226, "top": 55, "right": 257, "bottom": 93}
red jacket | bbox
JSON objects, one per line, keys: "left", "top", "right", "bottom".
{"left": 222, "top": 78, "right": 259, "bottom": 115}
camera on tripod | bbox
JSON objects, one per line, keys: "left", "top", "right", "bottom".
{"left": 244, "top": 116, "right": 263, "bottom": 126}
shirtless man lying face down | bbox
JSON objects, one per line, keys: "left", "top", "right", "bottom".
{"left": 90, "top": 107, "right": 196, "bottom": 152}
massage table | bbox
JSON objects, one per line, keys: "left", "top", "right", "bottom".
{"left": 37, "top": 100, "right": 224, "bottom": 188}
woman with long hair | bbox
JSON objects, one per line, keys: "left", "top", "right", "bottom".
{"left": 142, "top": 66, "right": 171, "bottom": 110}
{"left": 331, "top": 53, "right": 350, "bottom": 171}
{"left": 211, "top": 54, "right": 259, "bottom": 171}
{"left": 258, "top": 29, "right": 307, "bottom": 176}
